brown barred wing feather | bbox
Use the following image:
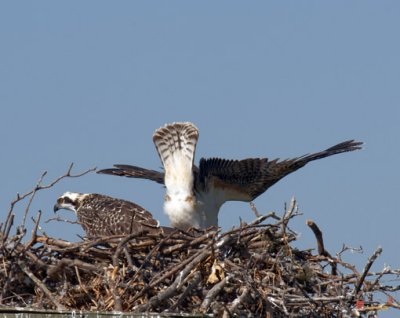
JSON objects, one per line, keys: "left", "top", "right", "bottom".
{"left": 198, "top": 140, "right": 363, "bottom": 202}
{"left": 97, "top": 165, "right": 164, "bottom": 185}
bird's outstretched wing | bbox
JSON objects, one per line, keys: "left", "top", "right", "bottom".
{"left": 153, "top": 122, "right": 199, "bottom": 195}
{"left": 97, "top": 164, "right": 165, "bottom": 184}
{"left": 198, "top": 140, "right": 363, "bottom": 202}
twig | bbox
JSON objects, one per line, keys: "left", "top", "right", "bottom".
{"left": 45, "top": 216, "right": 80, "bottom": 225}
{"left": 250, "top": 202, "right": 262, "bottom": 217}
{"left": 21, "top": 172, "right": 47, "bottom": 228}
{"left": 368, "top": 266, "right": 391, "bottom": 292}
{"left": 47, "top": 258, "right": 100, "bottom": 277}
{"left": 105, "top": 266, "right": 122, "bottom": 312}
{"left": 18, "top": 261, "right": 66, "bottom": 310}
{"left": 353, "top": 247, "right": 383, "bottom": 298}
{"left": 281, "top": 198, "right": 297, "bottom": 256}
{"left": 170, "top": 271, "right": 202, "bottom": 310}
{"left": 129, "top": 231, "right": 180, "bottom": 284}
{"left": 200, "top": 276, "right": 229, "bottom": 312}
{"left": 137, "top": 247, "right": 212, "bottom": 312}
{"left": 23, "top": 211, "right": 42, "bottom": 252}
{"left": 2, "top": 163, "right": 96, "bottom": 243}
{"left": 337, "top": 244, "right": 363, "bottom": 259}
{"left": 112, "top": 231, "right": 148, "bottom": 267}
{"left": 149, "top": 238, "right": 216, "bottom": 287}
{"left": 306, "top": 219, "right": 337, "bottom": 275}
{"left": 228, "top": 286, "right": 250, "bottom": 313}
{"left": 2, "top": 214, "right": 14, "bottom": 244}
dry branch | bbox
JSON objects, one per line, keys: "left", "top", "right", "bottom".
{"left": 0, "top": 165, "right": 399, "bottom": 316}
{"left": 1, "top": 163, "right": 96, "bottom": 245}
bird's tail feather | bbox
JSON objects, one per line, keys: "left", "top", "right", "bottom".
{"left": 153, "top": 122, "right": 199, "bottom": 166}
{"left": 153, "top": 122, "right": 199, "bottom": 194}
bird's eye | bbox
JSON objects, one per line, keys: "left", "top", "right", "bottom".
{"left": 64, "top": 197, "right": 73, "bottom": 204}
{"left": 57, "top": 198, "right": 63, "bottom": 204}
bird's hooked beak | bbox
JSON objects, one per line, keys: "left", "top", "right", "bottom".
{"left": 53, "top": 203, "right": 61, "bottom": 213}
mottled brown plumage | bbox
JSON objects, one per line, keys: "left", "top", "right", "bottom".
{"left": 54, "top": 192, "right": 169, "bottom": 237}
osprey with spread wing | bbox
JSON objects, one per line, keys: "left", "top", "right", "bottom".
{"left": 98, "top": 122, "right": 362, "bottom": 230}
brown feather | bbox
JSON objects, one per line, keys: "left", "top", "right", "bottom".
{"left": 76, "top": 194, "right": 163, "bottom": 237}
{"left": 97, "top": 165, "right": 164, "bottom": 185}
{"left": 198, "top": 140, "right": 363, "bottom": 201}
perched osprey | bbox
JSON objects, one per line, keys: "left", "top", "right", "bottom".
{"left": 98, "top": 122, "right": 362, "bottom": 230}
{"left": 54, "top": 192, "right": 169, "bottom": 237}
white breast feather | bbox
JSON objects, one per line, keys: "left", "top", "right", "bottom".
{"left": 163, "top": 151, "right": 197, "bottom": 228}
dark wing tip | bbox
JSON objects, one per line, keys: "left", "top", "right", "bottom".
{"left": 325, "top": 140, "right": 364, "bottom": 153}
{"left": 96, "top": 167, "right": 122, "bottom": 175}
{"left": 96, "top": 164, "right": 144, "bottom": 175}
{"left": 97, "top": 169, "right": 110, "bottom": 174}
{"left": 96, "top": 164, "right": 165, "bottom": 184}
{"left": 113, "top": 164, "right": 144, "bottom": 169}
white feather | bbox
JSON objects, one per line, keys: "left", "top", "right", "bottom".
{"left": 153, "top": 122, "right": 199, "bottom": 229}
{"left": 164, "top": 198, "right": 198, "bottom": 228}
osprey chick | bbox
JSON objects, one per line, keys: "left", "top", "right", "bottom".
{"left": 54, "top": 192, "right": 169, "bottom": 237}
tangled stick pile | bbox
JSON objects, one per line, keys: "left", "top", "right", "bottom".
{"left": 0, "top": 165, "right": 399, "bottom": 317}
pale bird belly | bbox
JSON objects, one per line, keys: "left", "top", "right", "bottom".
{"left": 164, "top": 195, "right": 200, "bottom": 230}
{"left": 164, "top": 190, "right": 221, "bottom": 229}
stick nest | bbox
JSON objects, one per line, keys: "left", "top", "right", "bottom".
{"left": 0, "top": 165, "right": 399, "bottom": 317}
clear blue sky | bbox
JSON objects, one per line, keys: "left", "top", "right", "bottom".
{"left": 1, "top": 1, "right": 399, "bottom": 311}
